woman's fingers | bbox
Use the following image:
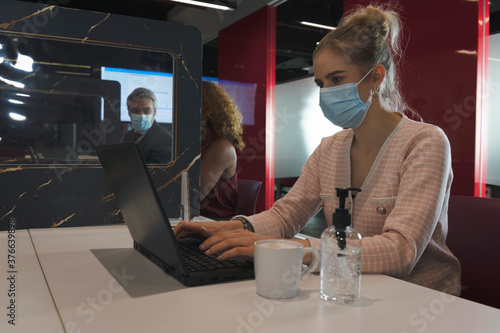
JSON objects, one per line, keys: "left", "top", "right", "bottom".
{"left": 201, "top": 229, "right": 271, "bottom": 259}
{"left": 174, "top": 221, "right": 215, "bottom": 239}
{"left": 200, "top": 229, "right": 248, "bottom": 251}
{"left": 217, "top": 246, "right": 254, "bottom": 260}
{"left": 174, "top": 221, "right": 268, "bottom": 260}
{"left": 174, "top": 220, "right": 242, "bottom": 240}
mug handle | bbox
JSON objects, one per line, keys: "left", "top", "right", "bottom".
{"left": 300, "top": 248, "right": 320, "bottom": 279}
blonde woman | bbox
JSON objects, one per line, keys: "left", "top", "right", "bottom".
{"left": 177, "top": 5, "right": 461, "bottom": 295}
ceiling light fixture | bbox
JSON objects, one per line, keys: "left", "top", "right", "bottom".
{"left": 8, "top": 99, "right": 24, "bottom": 105}
{"left": 12, "top": 53, "right": 34, "bottom": 72}
{"left": 268, "top": 0, "right": 289, "bottom": 6}
{"left": 456, "top": 50, "right": 477, "bottom": 56}
{"left": 299, "top": 21, "right": 336, "bottom": 30}
{"left": 169, "top": 0, "right": 235, "bottom": 11}
{"left": 0, "top": 76, "right": 25, "bottom": 89}
{"left": 9, "top": 112, "right": 27, "bottom": 121}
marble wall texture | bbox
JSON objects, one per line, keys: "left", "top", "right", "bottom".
{"left": 0, "top": 0, "right": 202, "bottom": 229}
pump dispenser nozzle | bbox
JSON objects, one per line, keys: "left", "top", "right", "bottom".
{"left": 336, "top": 188, "right": 349, "bottom": 211}
{"left": 333, "top": 187, "right": 360, "bottom": 249}
{"left": 332, "top": 187, "right": 360, "bottom": 228}
{"left": 320, "top": 187, "right": 363, "bottom": 304}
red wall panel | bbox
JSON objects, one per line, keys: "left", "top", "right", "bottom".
{"left": 343, "top": 0, "right": 479, "bottom": 195}
{"left": 218, "top": 6, "right": 276, "bottom": 212}
{"left": 476, "top": 0, "right": 489, "bottom": 197}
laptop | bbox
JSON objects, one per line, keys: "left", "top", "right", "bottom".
{"left": 95, "top": 143, "right": 254, "bottom": 286}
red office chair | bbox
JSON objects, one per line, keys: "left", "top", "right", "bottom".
{"left": 446, "top": 195, "right": 500, "bottom": 308}
{"left": 235, "top": 179, "right": 262, "bottom": 216}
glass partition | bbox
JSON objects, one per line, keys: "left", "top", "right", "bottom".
{"left": 0, "top": 34, "right": 174, "bottom": 164}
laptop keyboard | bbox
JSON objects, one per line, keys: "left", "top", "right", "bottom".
{"left": 178, "top": 238, "right": 249, "bottom": 272}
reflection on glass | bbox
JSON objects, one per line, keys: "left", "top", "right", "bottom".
{"left": 9, "top": 111, "right": 26, "bottom": 120}
{"left": 122, "top": 87, "right": 172, "bottom": 164}
{"left": 101, "top": 67, "right": 173, "bottom": 124}
{"left": 12, "top": 53, "right": 34, "bottom": 72}
{"left": 0, "top": 35, "right": 174, "bottom": 165}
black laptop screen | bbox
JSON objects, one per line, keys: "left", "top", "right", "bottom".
{"left": 96, "top": 143, "right": 182, "bottom": 270}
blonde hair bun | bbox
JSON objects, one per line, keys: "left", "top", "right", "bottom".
{"left": 313, "top": 4, "right": 409, "bottom": 113}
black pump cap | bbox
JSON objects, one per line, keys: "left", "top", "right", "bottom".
{"left": 332, "top": 187, "right": 361, "bottom": 228}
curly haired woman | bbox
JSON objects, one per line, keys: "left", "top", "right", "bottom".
{"left": 199, "top": 81, "right": 245, "bottom": 219}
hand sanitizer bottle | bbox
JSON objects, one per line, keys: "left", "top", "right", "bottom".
{"left": 320, "top": 188, "right": 362, "bottom": 304}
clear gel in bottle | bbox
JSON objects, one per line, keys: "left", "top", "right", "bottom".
{"left": 320, "top": 188, "right": 362, "bottom": 304}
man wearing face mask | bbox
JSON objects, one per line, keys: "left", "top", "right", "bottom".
{"left": 123, "top": 87, "right": 172, "bottom": 164}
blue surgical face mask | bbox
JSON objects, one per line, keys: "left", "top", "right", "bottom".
{"left": 130, "top": 114, "right": 153, "bottom": 133}
{"left": 319, "top": 67, "right": 375, "bottom": 129}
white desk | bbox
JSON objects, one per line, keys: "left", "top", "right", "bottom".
{"left": 0, "top": 229, "right": 64, "bottom": 332}
{"left": 27, "top": 225, "right": 500, "bottom": 333}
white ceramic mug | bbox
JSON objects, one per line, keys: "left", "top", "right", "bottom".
{"left": 254, "top": 239, "right": 320, "bottom": 299}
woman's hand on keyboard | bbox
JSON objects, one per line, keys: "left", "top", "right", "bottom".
{"left": 173, "top": 220, "right": 242, "bottom": 240}
{"left": 198, "top": 229, "right": 273, "bottom": 261}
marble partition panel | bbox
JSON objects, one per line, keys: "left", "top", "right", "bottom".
{"left": 0, "top": 0, "right": 202, "bottom": 229}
